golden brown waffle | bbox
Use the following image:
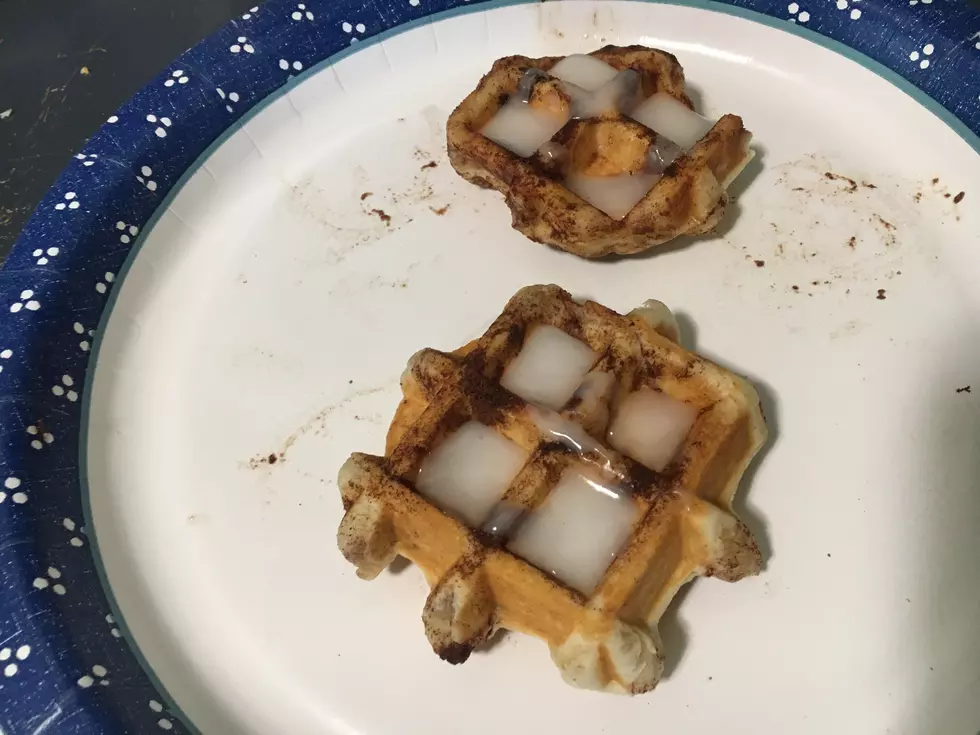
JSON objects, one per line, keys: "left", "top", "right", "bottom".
{"left": 337, "top": 285, "right": 767, "bottom": 693}
{"left": 446, "top": 46, "right": 753, "bottom": 258}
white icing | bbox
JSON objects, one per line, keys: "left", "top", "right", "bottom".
{"left": 607, "top": 388, "right": 697, "bottom": 472}
{"left": 528, "top": 406, "right": 623, "bottom": 482}
{"left": 646, "top": 136, "right": 683, "bottom": 174}
{"left": 565, "top": 69, "right": 642, "bottom": 120}
{"left": 416, "top": 421, "right": 528, "bottom": 525}
{"left": 547, "top": 54, "right": 619, "bottom": 91}
{"left": 629, "top": 93, "right": 714, "bottom": 150}
{"left": 480, "top": 501, "right": 525, "bottom": 538}
{"left": 564, "top": 171, "right": 661, "bottom": 220}
{"left": 480, "top": 97, "right": 568, "bottom": 158}
{"left": 568, "top": 371, "right": 616, "bottom": 414}
{"left": 537, "top": 140, "right": 568, "bottom": 163}
{"left": 480, "top": 61, "right": 716, "bottom": 216}
{"left": 507, "top": 466, "right": 640, "bottom": 594}
{"left": 500, "top": 325, "right": 597, "bottom": 410}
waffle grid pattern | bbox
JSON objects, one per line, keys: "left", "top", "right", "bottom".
{"left": 337, "top": 285, "right": 766, "bottom": 693}
{"left": 446, "top": 47, "right": 754, "bottom": 257}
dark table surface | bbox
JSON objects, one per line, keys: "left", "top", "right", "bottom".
{"left": 0, "top": 0, "right": 255, "bottom": 261}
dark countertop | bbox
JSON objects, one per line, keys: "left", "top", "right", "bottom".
{"left": 0, "top": 0, "right": 254, "bottom": 260}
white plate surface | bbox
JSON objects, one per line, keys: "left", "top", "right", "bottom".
{"left": 87, "top": 3, "right": 980, "bottom": 733}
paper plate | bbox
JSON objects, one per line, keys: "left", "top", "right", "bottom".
{"left": 1, "top": 0, "right": 978, "bottom": 732}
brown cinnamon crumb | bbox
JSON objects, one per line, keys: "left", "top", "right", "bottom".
{"left": 248, "top": 451, "right": 283, "bottom": 469}
{"left": 421, "top": 161, "right": 438, "bottom": 170}
{"left": 791, "top": 285, "right": 799, "bottom": 292}
{"left": 877, "top": 289, "right": 886, "bottom": 300}
{"left": 953, "top": 191, "right": 965, "bottom": 204}
{"left": 430, "top": 205, "right": 450, "bottom": 216}
{"left": 360, "top": 191, "right": 372, "bottom": 200}
{"left": 847, "top": 236, "right": 856, "bottom": 249}
{"left": 824, "top": 171, "right": 858, "bottom": 193}
{"left": 874, "top": 214, "right": 896, "bottom": 231}
{"left": 754, "top": 259, "right": 765, "bottom": 268}
{"left": 371, "top": 208, "right": 391, "bottom": 225}
{"left": 932, "top": 177, "right": 939, "bottom": 185}
{"left": 862, "top": 182, "right": 877, "bottom": 189}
